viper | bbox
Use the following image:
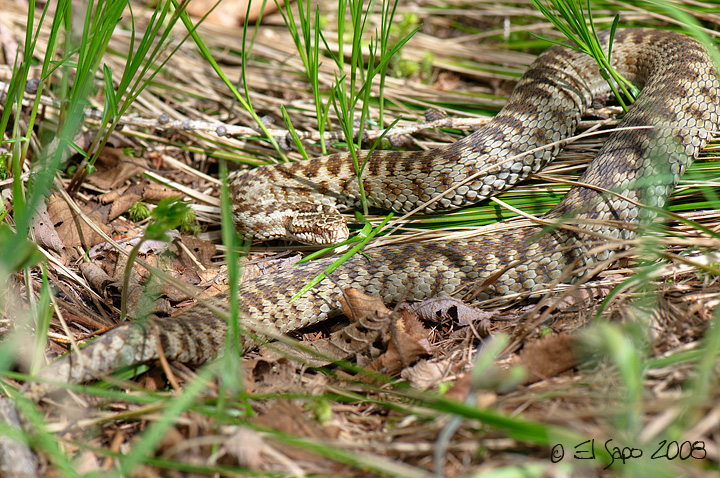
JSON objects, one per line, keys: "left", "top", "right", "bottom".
{"left": 25, "top": 28, "right": 720, "bottom": 398}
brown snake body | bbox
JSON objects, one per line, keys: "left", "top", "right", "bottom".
{"left": 27, "top": 29, "right": 720, "bottom": 396}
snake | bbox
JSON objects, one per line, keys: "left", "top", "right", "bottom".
{"left": 25, "top": 28, "right": 720, "bottom": 396}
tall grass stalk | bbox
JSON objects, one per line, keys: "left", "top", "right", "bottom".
{"left": 176, "top": 1, "right": 287, "bottom": 162}
{"left": 279, "top": 0, "right": 333, "bottom": 154}
{"left": 273, "top": 0, "right": 417, "bottom": 301}
{"left": 327, "top": 0, "right": 418, "bottom": 215}
{"left": 376, "top": 0, "right": 401, "bottom": 129}
{"left": 279, "top": 0, "right": 417, "bottom": 215}
{"left": 216, "top": 159, "right": 247, "bottom": 399}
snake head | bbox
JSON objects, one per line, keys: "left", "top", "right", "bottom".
{"left": 286, "top": 203, "right": 349, "bottom": 245}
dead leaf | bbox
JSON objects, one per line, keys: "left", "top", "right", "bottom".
{"left": 223, "top": 428, "right": 264, "bottom": 469}
{"left": 244, "top": 355, "right": 308, "bottom": 395}
{"left": 339, "top": 287, "right": 392, "bottom": 322}
{"left": 408, "top": 295, "right": 494, "bottom": 326}
{"left": 400, "top": 308, "right": 434, "bottom": 353}
{"left": 262, "top": 289, "right": 430, "bottom": 375}
{"left": 443, "top": 372, "right": 501, "bottom": 406}
{"left": 401, "top": 359, "right": 454, "bottom": 390}
{"left": 30, "top": 200, "right": 65, "bottom": 255}
{"left": 338, "top": 289, "right": 430, "bottom": 375}
{"left": 99, "top": 181, "right": 178, "bottom": 222}
{"left": 179, "top": 235, "right": 216, "bottom": 268}
{"left": 366, "top": 308, "right": 430, "bottom": 375}
{"left": 253, "top": 400, "right": 335, "bottom": 440}
{"left": 88, "top": 232, "right": 180, "bottom": 261}
{"left": 135, "top": 182, "right": 179, "bottom": 203}
{"left": 444, "top": 372, "right": 473, "bottom": 402}
{"left": 85, "top": 147, "right": 148, "bottom": 190}
{"left": 551, "top": 286, "right": 613, "bottom": 311}
{"left": 434, "top": 71, "right": 461, "bottom": 91}
{"left": 101, "top": 187, "right": 141, "bottom": 222}
{"left": 249, "top": 400, "right": 339, "bottom": 468}
{"left": 265, "top": 309, "right": 391, "bottom": 367}
{"left": 515, "top": 333, "right": 580, "bottom": 384}
{"left": 46, "top": 193, "right": 111, "bottom": 248}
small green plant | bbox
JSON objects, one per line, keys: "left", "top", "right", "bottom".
{"left": 391, "top": 12, "right": 421, "bottom": 41}
{"left": 177, "top": 2, "right": 286, "bottom": 162}
{"left": 128, "top": 200, "right": 199, "bottom": 233}
{"left": 178, "top": 206, "right": 201, "bottom": 234}
{"left": 309, "top": 398, "right": 333, "bottom": 423}
{"left": 387, "top": 12, "right": 430, "bottom": 80}
{"left": 0, "top": 151, "right": 9, "bottom": 180}
{"left": 120, "top": 198, "right": 190, "bottom": 320}
{"left": 390, "top": 51, "right": 434, "bottom": 80}
{"left": 64, "top": 164, "right": 77, "bottom": 178}
{"left": 128, "top": 201, "right": 151, "bottom": 222}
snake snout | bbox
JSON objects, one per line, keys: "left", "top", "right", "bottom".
{"left": 289, "top": 224, "right": 350, "bottom": 245}
{"left": 287, "top": 204, "right": 350, "bottom": 245}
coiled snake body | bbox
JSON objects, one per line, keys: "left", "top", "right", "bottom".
{"left": 28, "top": 28, "right": 720, "bottom": 394}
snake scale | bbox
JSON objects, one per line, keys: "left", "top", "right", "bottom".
{"left": 26, "top": 28, "right": 719, "bottom": 397}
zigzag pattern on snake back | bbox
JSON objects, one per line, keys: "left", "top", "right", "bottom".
{"left": 26, "top": 28, "right": 720, "bottom": 396}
